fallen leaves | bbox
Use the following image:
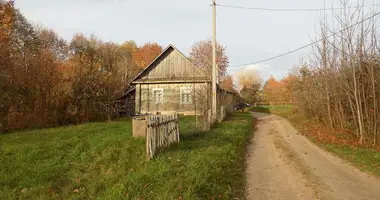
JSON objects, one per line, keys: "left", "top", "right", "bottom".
{"left": 301, "top": 121, "right": 380, "bottom": 151}
{"left": 47, "top": 187, "right": 55, "bottom": 194}
{"left": 74, "top": 178, "right": 81, "bottom": 184}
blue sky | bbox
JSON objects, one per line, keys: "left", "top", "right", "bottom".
{"left": 15, "top": 0, "right": 379, "bottom": 82}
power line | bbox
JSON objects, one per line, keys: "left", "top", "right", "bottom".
{"left": 229, "top": 11, "right": 380, "bottom": 68}
{"left": 216, "top": 3, "right": 380, "bottom": 12}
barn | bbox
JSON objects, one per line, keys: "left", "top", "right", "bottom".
{"left": 119, "top": 44, "right": 238, "bottom": 117}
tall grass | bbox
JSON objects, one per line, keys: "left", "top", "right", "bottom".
{"left": 0, "top": 113, "right": 254, "bottom": 199}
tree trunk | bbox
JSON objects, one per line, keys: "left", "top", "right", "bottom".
{"left": 353, "top": 64, "right": 364, "bottom": 144}
{"left": 370, "top": 60, "right": 377, "bottom": 145}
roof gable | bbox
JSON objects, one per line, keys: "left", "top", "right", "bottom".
{"left": 131, "top": 44, "right": 207, "bottom": 83}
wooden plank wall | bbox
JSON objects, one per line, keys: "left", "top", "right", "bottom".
{"left": 140, "top": 47, "right": 206, "bottom": 80}
{"left": 136, "top": 83, "right": 209, "bottom": 115}
{"left": 124, "top": 91, "right": 135, "bottom": 116}
{"left": 146, "top": 113, "right": 180, "bottom": 159}
{"left": 216, "top": 89, "right": 239, "bottom": 121}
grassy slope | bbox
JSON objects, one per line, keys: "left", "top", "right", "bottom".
{"left": 0, "top": 112, "right": 253, "bottom": 199}
{"left": 251, "top": 106, "right": 380, "bottom": 177}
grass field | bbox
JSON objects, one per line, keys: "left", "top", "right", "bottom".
{"left": 250, "top": 105, "right": 293, "bottom": 116}
{"left": 251, "top": 106, "right": 380, "bottom": 177}
{"left": 0, "top": 112, "right": 253, "bottom": 199}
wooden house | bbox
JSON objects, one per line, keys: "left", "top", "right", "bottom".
{"left": 119, "top": 44, "right": 238, "bottom": 117}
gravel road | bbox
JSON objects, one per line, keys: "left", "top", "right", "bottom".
{"left": 246, "top": 112, "right": 380, "bottom": 200}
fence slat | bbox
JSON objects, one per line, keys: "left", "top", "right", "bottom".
{"left": 145, "top": 113, "right": 180, "bottom": 160}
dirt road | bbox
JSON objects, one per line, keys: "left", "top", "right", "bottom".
{"left": 246, "top": 112, "right": 380, "bottom": 200}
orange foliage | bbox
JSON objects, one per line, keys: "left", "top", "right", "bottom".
{"left": 220, "top": 75, "right": 234, "bottom": 91}
{"left": 1, "top": 3, "right": 167, "bottom": 131}
{"left": 280, "top": 75, "right": 297, "bottom": 103}
{"left": 0, "top": 1, "right": 15, "bottom": 48}
{"left": 263, "top": 77, "right": 280, "bottom": 102}
{"left": 0, "top": 1, "right": 15, "bottom": 33}
{"left": 262, "top": 76, "right": 295, "bottom": 103}
{"left": 301, "top": 120, "right": 380, "bottom": 151}
{"left": 133, "top": 42, "right": 162, "bottom": 69}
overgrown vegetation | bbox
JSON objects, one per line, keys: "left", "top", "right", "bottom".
{"left": 257, "top": 2, "right": 380, "bottom": 146}
{"left": 0, "top": 112, "right": 253, "bottom": 199}
{"left": 0, "top": 1, "right": 234, "bottom": 132}
{"left": 0, "top": 1, "right": 164, "bottom": 131}
{"left": 252, "top": 106, "right": 380, "bottom": 177}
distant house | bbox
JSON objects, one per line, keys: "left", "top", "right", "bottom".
{"left": 119, "top": 44, "right": 238, "bottom": 116}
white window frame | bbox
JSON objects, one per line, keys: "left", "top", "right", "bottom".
{"left": 180, "top": 87, "right": 192, "bottom": 104}
{"left": 152, "top": 88, "right": 164, "bottom": 104}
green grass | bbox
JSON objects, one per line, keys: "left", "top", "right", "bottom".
{"left": 251, "top": 105, "right": 380, "bottom": 177}
{"left": 250, "top": 105, "right": 294, "bottom": 116}
{"left": 249, "top": 106, "right": 271, "bottom": 113}
{"left": 322, "top": 144, "right": 380, "bottom": 177}
{"left": 0, "top": 112, "right": 253, "bottom": 199}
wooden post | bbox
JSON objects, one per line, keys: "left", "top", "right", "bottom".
{"left": 212, "top": 0, "right": 217, "bottom": 123}
{"left": 146, "top": 115, "right": 150, "bottom": 160}
{"left": 146, "top": 113, "right": 180, "bottom": 160}
{"left": 177, "top": 113, "right": 179, "bottom": 142}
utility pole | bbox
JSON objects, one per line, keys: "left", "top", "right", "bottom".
{"left": 211, "top": 0, "right": 217, "bottom": 122}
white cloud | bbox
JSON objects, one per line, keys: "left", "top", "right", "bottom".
{"left": 240, "top": 63, "right": 272, "bottom": 72}
{"left": 227, "top": 63, "right": 291, "bottom": 89}
{"left": 229, "top": 64, "right": 269, "bottom": 86}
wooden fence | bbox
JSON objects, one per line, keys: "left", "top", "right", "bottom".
{"left": 146, "top": 113, "right": 180, "bottom": 159}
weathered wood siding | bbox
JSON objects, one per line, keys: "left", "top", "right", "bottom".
{"left": 123, "top": 91, "right": 135, "bottom": 116}
{"left": 216, "top": 89, "right": 239, "bottom": 121}
{"left": 118, "top": 90, "right": 135, "bottom": 116}
{"left": 135, "top": 83, "right": 209, "bottom": 114}
{"left": 217, "top": 89, "right": 238, "bottom": 114}
{"left": 138, "top": 47, "right": 206, "bottom": 80}
{"left": 130, "top": 45, "right": 238, "bottom": 116}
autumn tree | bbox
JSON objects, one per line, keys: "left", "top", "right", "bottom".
{"left": 262, "top": 76, "right": 296, "bottom": 105}
{"left": 0, "top": 0, "right": 15, "bottom": 41}
{"left": 68, "top": 34, "right": 106, "bottom": 122}
{"left": 240, "top": 84, "right": 261, "bottom": 104}
{"left": 285, "top": 4, "right": 380, "bottom": 145}
{"left": 220, "top": 75, "right": 234, "bottom": 91}
{"left": 236, "top": 69, "right": 261, "bottom": 90}
{"left": 118, "top": 40, "right": 138, "bottom": 84}
{"left": 0, "top": 2, "right": 71, "bottom": 130}
{"left": 0, "top": 3, "right": 166, "bottom": 131}
{"left": 262, "top": 77, "right": 281, "bottom": 103}
{"left": 279, "top": 75, "right": 297, "bottom": 103}
{"left": 235, "top": 69, "right": 262, "bottom": 104}
{"left": 98, "top": 42, "right": 126, "bottom": 120}
{"left": 0, "top": 0, "right": 16, "bottom": 131}
{"left": 133, "top": 42, "right": 162, "bottom": 70}
{"left": 189, "top": 40, "right": 229, "bottom": 79}
{"left": 67, "top": 34, "right": 140, "bottom": 122}
{"left": 36, "top": 27, "right": 69, "bottom": 61}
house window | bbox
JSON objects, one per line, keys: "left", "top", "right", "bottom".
{"left": 153, "top": 88, "right": 163, "bottom": 104}
{"left": 180, "top": 87, "right": 192, "bottom": 104}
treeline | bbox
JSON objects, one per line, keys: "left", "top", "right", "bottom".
{"left": 261, "top": 76, "right": 295, "bottom": 104}
{"left": 237, "top": 69, "right": 295, "bottom": 105}
{"left": 0, "top": 1, "right": 162, "bottom": 132}
{"left": 264, "top": 6, "right": 380, "bottom": 145}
